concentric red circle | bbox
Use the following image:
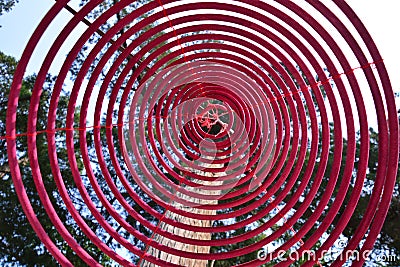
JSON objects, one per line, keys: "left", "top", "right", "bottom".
{"left": 6, "top": 1, "right": 398, "bottom": 266}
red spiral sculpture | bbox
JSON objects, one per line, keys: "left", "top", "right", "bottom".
{"left": 5, "top": 0, "right": 399, "bottom": 266}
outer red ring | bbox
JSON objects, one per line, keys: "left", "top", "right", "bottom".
{"left": 5, "top": 0, "right": 398, "bottom": 266}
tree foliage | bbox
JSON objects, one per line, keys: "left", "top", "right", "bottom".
{"left": 0, "top": 51, "right": 115, "bottom": 266}
{"left": 0, "top": 0, "right": 18, "bottom": 16}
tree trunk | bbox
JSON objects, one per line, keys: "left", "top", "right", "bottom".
{"left": 141, "top": 160, "right": 223, "bottom": 267}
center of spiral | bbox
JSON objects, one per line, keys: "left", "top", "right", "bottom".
{"left": 196, "top": 101, "right": 229, "bottom": 137}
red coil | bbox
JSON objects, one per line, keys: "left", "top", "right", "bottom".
{"left": 5, "top": 0, "right": 399, "bottom": 266}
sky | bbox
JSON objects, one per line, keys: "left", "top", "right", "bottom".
{"left": 0, "top": 0, "right": 399, "bottom": 112}
{"left": 346, "top": 0, "right": 400, "bottom": 100}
